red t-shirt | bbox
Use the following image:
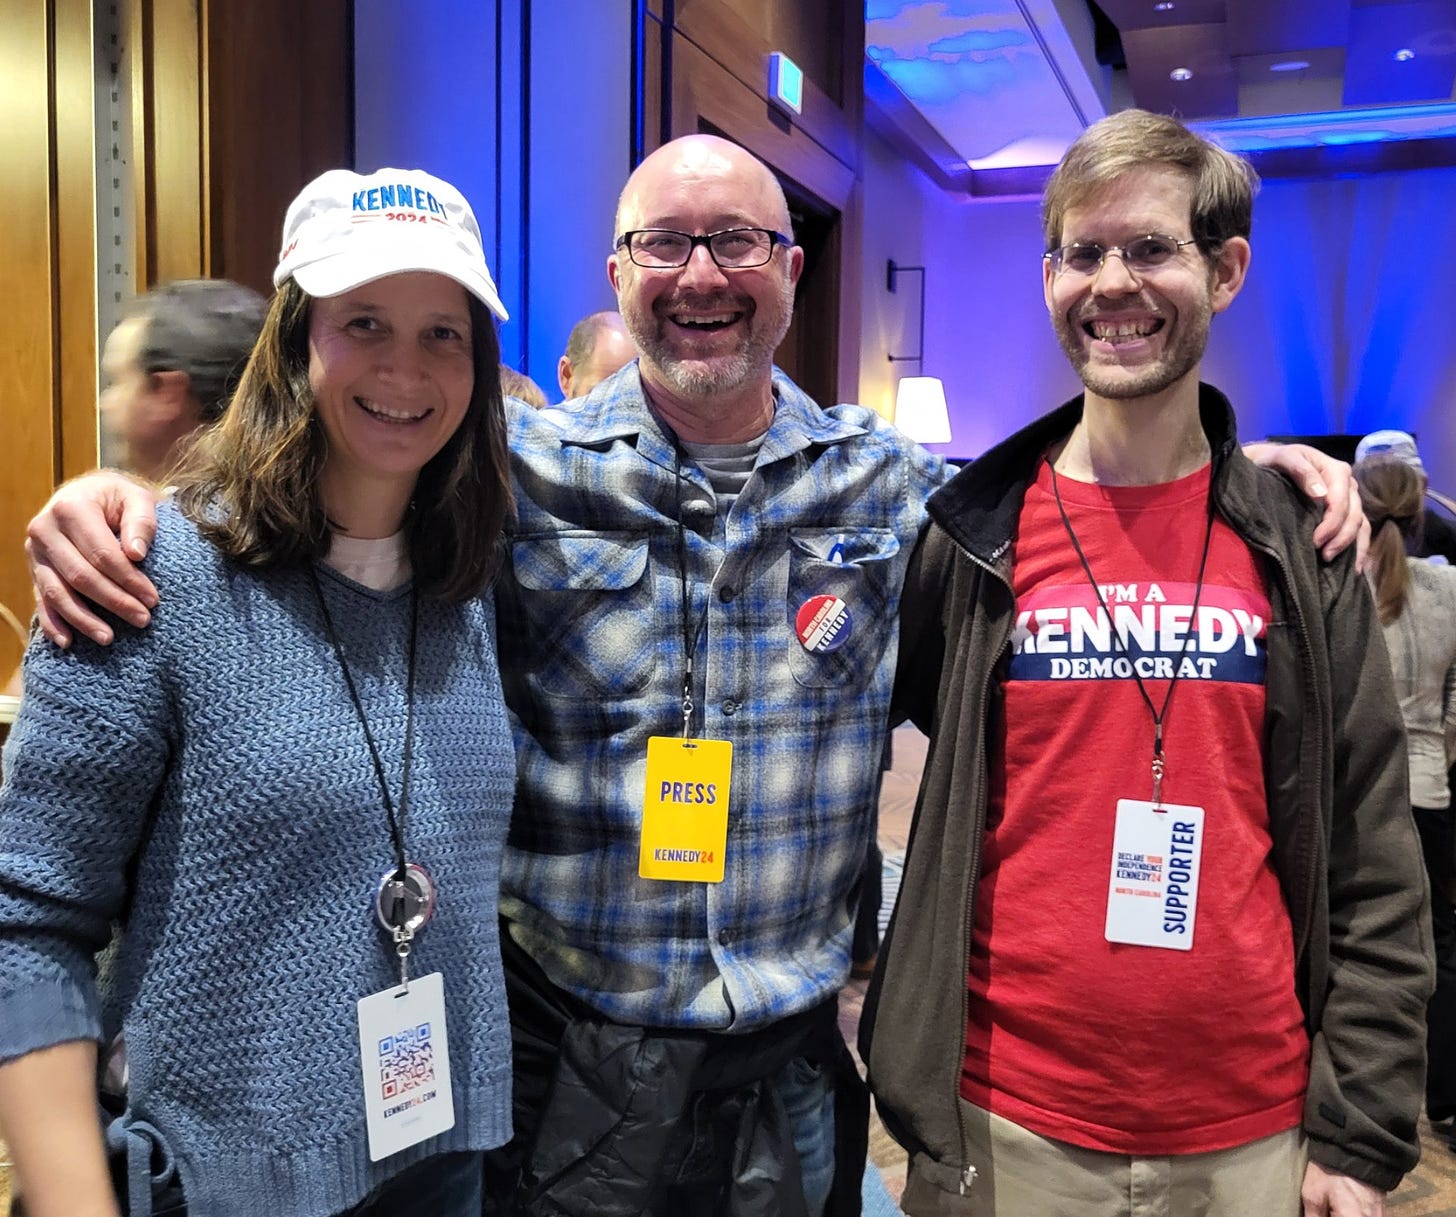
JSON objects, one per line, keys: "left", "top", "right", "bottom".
{"left": 961, "top": 458, "right": 1309, "bottom": 1154}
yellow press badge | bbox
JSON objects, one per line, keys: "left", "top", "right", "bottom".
{"left": 639, "top": 736, "right": 733, "bottom": 882}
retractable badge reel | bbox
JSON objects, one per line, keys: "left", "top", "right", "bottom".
{"left": 375, "top": 862, "right": 436, "bottom": 990}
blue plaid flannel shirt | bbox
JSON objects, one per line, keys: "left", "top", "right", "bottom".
{"left": 496, "top": 364, "right": 946, "bottom": 1030}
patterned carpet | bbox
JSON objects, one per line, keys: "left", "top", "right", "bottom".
{"left": 1392, "top": 1122, "right": 1456, "bottom": 1214}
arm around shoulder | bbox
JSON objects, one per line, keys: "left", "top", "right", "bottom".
{"left": 27, "top": 470, "right": 164, "bottom": 648}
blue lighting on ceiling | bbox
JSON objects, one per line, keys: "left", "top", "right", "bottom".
{"left": 1195, "top": 101, "right": 1456, "bottom": 152}
{"left": 868, "top": 46, "right": 1027, "bottom": 102}
{"left": 1318, "top": 129, "right": 1394, "bottom": 145}
{"left": 927, "top": 28, "right": 1031, "bottom": 55}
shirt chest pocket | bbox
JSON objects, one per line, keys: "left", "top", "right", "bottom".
{"left": 785, "top": 528, "right": 900, "bottom": 690}
{"left": 511, "top": 532, "right": 657, "bottom": 698}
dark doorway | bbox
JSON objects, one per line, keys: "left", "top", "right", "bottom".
{"left": 775, "top": 186, "right": 841, "bottom": 410}
{"left": 694, "top": 120, "right": 844, "bottom": 409}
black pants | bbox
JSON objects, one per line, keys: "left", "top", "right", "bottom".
{"left": 1414, "top": 804, "right": 1456, "bottom": 1120}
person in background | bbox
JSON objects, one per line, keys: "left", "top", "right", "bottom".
{"left": 99, "top": 279, "right": 266, "bottom": 483}
{"left": 556, "top": 308, "right": 635, "bottom": 400}
{"left": 1356, "top": 454, "right": 1456, "bottom": 1144}
{"left": 2, "top": 281, "right": 266, "bottom": 702}
{"left": 1355, "top": 430, "right": 1456, "bottom": 565}
{"left": 866, "top": 109, "right": 1431, "bottom": 1217}
{"left": 0, "top": 167, "right": 517, "bottom": 1217}
{"left": 499, "top": 364, "right": 550, "bottom": 410}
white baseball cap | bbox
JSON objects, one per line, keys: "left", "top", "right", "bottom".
{"left": 1355, "top": 429, "right": 1423, "bottom": 472}
{"left": 274, "top": 167, "right": 507, "bottom": 321}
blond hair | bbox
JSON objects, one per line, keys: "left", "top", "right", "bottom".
{"left": 1042, "top": 109, "right": 1258, "bottom": 255}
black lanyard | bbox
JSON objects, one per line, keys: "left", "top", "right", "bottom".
{"left": 672, "top": 448, "right": 712, "bottom": 741}
{"left": 1046, "top": 457, "right": 1216, "bottom": 805}
{"left": 309, "top": 567, "right": 419, "bottom": 881}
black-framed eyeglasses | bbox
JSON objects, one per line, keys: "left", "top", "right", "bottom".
{"left": 615, "top": 227, "right": 792, "bottom": 269}
{"left": 1044, "top": 234, "right": 1199, "bottom": 277}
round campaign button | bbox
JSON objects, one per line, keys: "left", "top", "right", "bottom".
{"left": 795, "top": 594, "right": 853, "bottom": 654}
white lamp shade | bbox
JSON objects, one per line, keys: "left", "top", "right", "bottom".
{"left": 894, "top": 376, "right": 951, "bottom": 444}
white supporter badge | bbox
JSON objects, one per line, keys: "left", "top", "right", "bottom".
{"left": 1105, "top": 800, "right": 1205, "bottom": 951}
{"left": 357, "top": 971, "right": 455, "bottom": 1160}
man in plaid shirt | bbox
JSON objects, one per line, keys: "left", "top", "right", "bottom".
{"left": 489, "top": 135, "right": 944, "bottom": 1214}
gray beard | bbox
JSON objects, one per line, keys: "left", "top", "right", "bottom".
{"left": 650, "top": 347, "right": 758, "bottom": 398}
{"left": 626, "top": 274, "right": 795, "bottom": 400}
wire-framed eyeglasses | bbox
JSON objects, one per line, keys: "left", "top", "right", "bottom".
{"left": 615, "top": 227, "right": 792, "bottom": 269}
{"left": 1044, "top": 234, "right": 1199, "bottom": 277}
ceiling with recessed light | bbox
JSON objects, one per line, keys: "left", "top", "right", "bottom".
{"left": 866, "top": 0, "right": 1456, "bottom": 195}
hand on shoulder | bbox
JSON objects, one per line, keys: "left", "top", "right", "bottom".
{"left": 26, "top": 470, "right": 163, "bottom": 648}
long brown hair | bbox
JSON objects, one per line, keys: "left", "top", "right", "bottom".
{"left": 174, "top": 278, "right": 512, "bottom": 601}
{"left": 1355, "top": 456, "right": 1425, "bottom": 625}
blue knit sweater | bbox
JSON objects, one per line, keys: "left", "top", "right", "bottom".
{"left": 0, "top": 504, "right": 516, "bottom": 1217}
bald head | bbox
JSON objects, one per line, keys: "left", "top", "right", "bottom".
{"left": 559, "top": 310, "right": 636, "bottom": 399}
{"left": 606, "top": 134, "right": 803, "bottom": 437}
{"left": 614, "top": 135, "right": 793, "bottom": 241}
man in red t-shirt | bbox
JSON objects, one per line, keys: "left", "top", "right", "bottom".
{"left": 866, "top": 110, "right": 1433, "bottom": 1217}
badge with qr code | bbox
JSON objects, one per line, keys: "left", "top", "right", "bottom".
{"left": 357, "top": 972, "right": 455, "bottom": 1160}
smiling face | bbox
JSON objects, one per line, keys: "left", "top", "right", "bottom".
{"left": 1043, "top": 166, "right": 1248, "bottom": 404}
{"left": 308, "top": 271, "right": 475, "bottom": 532}
{"left": 608, "top": 136, "right": 803, "bottom": 413}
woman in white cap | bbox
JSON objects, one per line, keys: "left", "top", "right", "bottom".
{"left": 0, "top": 169, "right": 516, "bottom": 1217}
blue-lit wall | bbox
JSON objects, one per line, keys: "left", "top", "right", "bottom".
{"left": 1208, "top": 167, "right": 1456, "bottom": 488}
{"left": 354, "top": 1, "right": 522, "bottom": 344}
{"left": 354, "top": 0, "right": 631, "bottom": 399}
{"left": 870, "top": 154, "right": 1456, "bottom": 488}
{"left": 525, "top": 0, "right": 632, "bottom": 399}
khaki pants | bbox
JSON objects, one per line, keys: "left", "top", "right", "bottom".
{"left": 901, "top": 1099, "right": 1307, "bottom": 1217}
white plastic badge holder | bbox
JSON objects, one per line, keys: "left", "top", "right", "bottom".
{"left": 357, "top": 971, "right": 455, "bottom": 1160}
{"left": 1104, "top": 800, "right": 1205, "bottom": 951}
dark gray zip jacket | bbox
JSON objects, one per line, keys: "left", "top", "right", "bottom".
{"left": 861, "top": 385, "right": 1434, "bottom": 1203}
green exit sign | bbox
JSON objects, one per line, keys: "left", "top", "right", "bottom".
{"left": 769, "top": 52, "right": 803, "bottom": 115}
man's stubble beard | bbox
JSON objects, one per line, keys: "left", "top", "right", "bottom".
{"left": 1054, "top": 293, "right": 1212, "bottom": 402}
{"left": 624, "top": 270, "right": 795, "bottom": 400}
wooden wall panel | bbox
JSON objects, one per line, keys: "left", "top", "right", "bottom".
{"left": 669, "top": 34, "right": 855, "bottom": 211}
{"left": 0, "top": 0, "right": 352, "bottom": 689}
{"left": 642, "top": 6, "right": 666, "bottom": 155}
{"left": 205, "top": 0, "right": 352, "bottom": 293}
{"left": 54, "top": 0, "right": 101, "bottom": 483}
{"left": 683, "top": 0, "right": 846, "bottom": 105}
{"left": 673, "top": 0, "right": 859, "bottom": 174}
{"left": 145, "top": 0, "right": 205, "bottom": 282}
{"left": 0, "top": 0, "right": 60, "bottom": 673}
